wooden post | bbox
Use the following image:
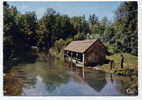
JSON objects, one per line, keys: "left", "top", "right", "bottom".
{"left": 110, "top": 60, "right": 114, "bottom": 70}
{"left": 110, "top": 73, "right": 113, "bottom": 83}
{"left": 71, "top": 52, "right": 73, "bottom": 69}
{"left": 120, "top": 54, "right": 124, "bottom": 69}
{"left": 67, "top": 51, "right": 69, "bottom": 62}
{"left": 69, "top": 51, "right": 71, "bottom": 68}
{"left": 75, "top": 53, "right": 78, "bottom": 72}
{"left": 82, "top": 53, "right": 85, "bottom": 78}
{"left": 82, "top": 66, "right": 85, "bottom": 78}
{"left": 64, "top": 51, "right": 66, "bottom": 63}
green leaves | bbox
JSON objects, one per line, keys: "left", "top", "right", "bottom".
{"left": 114, "top": 2, "right": 137, "bottom": 55}
{"left": 3, "top": 1, "right": 138, "bottom": 70}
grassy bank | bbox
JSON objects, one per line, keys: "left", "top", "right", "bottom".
{"left": 95, "top": 53, "right": 138, "bottom": 75}
{"left": 49, "top": 48, "right": 64, "bottom": 61}
{"left": 48, "top": 47, "right": 138, "bottom": 95}
{"left": 93, "top": 53, "right": 138, "bottom": 95}
{"left": 49, "top": 46, "right": 138, "bottom": 76}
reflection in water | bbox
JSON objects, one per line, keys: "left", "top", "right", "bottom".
{"left": 21, "top": 55, "right": 70, "bottom": 95}
{"left": 83, "top": 71, "right": 124, "bottom": 96}
{"left": 5, "top": 54, "right": 134, "bottom": 96}
{"left": 84, "top": 71, "right": 106, "bottom": 92}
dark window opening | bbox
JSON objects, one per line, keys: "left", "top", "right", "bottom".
{"left": 64, "top": 51, "right": 83, "bottom": 62}
{"left": 76, "top": 53, "right": 83, "bottom": 62}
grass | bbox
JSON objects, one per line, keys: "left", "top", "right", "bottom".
{"left": 91, "top": 53, "right": 138, "bottom": 95}
{"left": 49, "top": 48, "right": 64, "bottom": 61}
{"left": 95, "top": 53, "right": 138, "bottom": 75}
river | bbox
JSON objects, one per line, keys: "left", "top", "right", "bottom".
{"left": 4, "top": 54, "right": 134, "bottom": 96}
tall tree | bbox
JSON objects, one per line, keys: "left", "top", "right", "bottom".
{"left": 4, "top": 2, "right": 38, "bottom": 69}
{"left": 37, "top": 8, "right": 75, "bottom": 50}
{"left": 89, "top": 14, "right": 98, "bottom": 25}
{"left": 70, "top": 16, "right": 90, "bottom": 34}
{"left": 114, "top": 2, "right": 138, "bottom": 55}
{"left": 89, "top": 14, "right": 105, "bottom": 40}
{"left": 4, "top": 2, "right": 20, "bottom": 67}
{"left": 18, "top": 12, "right": 38, "bottom": 47}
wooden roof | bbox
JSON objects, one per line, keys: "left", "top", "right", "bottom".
{"left": 64, "top": 39, "right": 97, "bottom": 53}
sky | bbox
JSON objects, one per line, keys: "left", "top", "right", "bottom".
{"left": 8, "top": 1, "right": 122, "bottom": 21}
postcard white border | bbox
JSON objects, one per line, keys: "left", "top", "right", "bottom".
{"left": 0, "top": 0, "right": 142, "bottom": 100}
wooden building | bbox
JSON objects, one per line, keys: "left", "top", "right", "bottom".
{"left": 64, "top": 39, "right": 107, "bottom": 66}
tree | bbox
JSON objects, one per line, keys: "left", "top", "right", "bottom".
{"left": 54, "top": 39, "right": 66, "bottom": 53}
{"left": 4, "top": 2, "right": 38, "bottom": 69}
{"left": 103, "top": 25, "right": 115, "bottom": 43}
{"left": 114, "top": 2, "right": 138, "bottom": 55}
{"left": 89, "top": 14, "right": 98, "bottom": 25}
{"left": 4, "top": 2, "right": 20, "bottom": 67}
{"left": 70, "top": 16, "right": 90, "bottom": 34}
{"left": 37, "top": 9, "right": 76, "bottom": 51}
{"left": 18, "top": 12, "right": 38, "bottom": 46}
{"left": 74, "top": 32, "right": 86, "bottom": 40}
{"left": 89, "top": 14, "right": 103, "bottom": 39}
{"left": 4, "top": 1, "right": 138, "bottom": 71}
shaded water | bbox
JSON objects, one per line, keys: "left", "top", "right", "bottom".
{"left": 5, "top": 54, "right": 133, "bottom": 96}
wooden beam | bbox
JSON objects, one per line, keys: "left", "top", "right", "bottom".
{"left": 83, "top": 53, "right": 85, "bottom": 65}
{"left": 82, "top": 53, "right": 85, "bottom": 78}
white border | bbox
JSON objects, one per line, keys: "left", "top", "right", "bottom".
{"left": 0, "top": 0, "right": 3, "bottom": 97}
{"left": 0, "top": 0, "right": 139, "bottom": 1}
{"left": 0, "top": 0, "right": 142, "bottom": 100}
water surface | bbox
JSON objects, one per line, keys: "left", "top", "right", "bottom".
{"left": 5, "top": 54, "right": 133, "bottom": 96}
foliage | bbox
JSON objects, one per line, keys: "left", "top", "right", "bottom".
{"left": 3, "top": 1, "right": 138, "bottom": 70}
{"left": 37, "top": 8, "right": 75, "bottom": 51}
{"left": 73, "top": 32, "right": 86, "bottom": 40}
{"left": 114, "top": 2, "right": 138, "bottom": 55}
{"left": 3, "top": 2, "right": 38, "bottom": 69}
{"left": 70, "top": 16, "right": 90, "bottom": 34}
{"left": 54, "top": 39, "right": 66, "bottom": 53}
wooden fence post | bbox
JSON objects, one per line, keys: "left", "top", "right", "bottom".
{"left": 110, "top": 60, "right": 114, "bottom": 70}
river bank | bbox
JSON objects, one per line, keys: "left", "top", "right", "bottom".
{"left": 85, "top": 53, "right": 138, "bottom": 95}
{"left": 50, "top": 49, "right": 138, "bottom": 95}
{"left": 4, "top": 51, "right": 138, "bottom": 96}
{"left": 49, "top": 49, "right": 138, "bottom": 96}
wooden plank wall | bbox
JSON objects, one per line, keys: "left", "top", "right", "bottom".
{"left": 84, "top": 40, "right": 106, "bottom": 65}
